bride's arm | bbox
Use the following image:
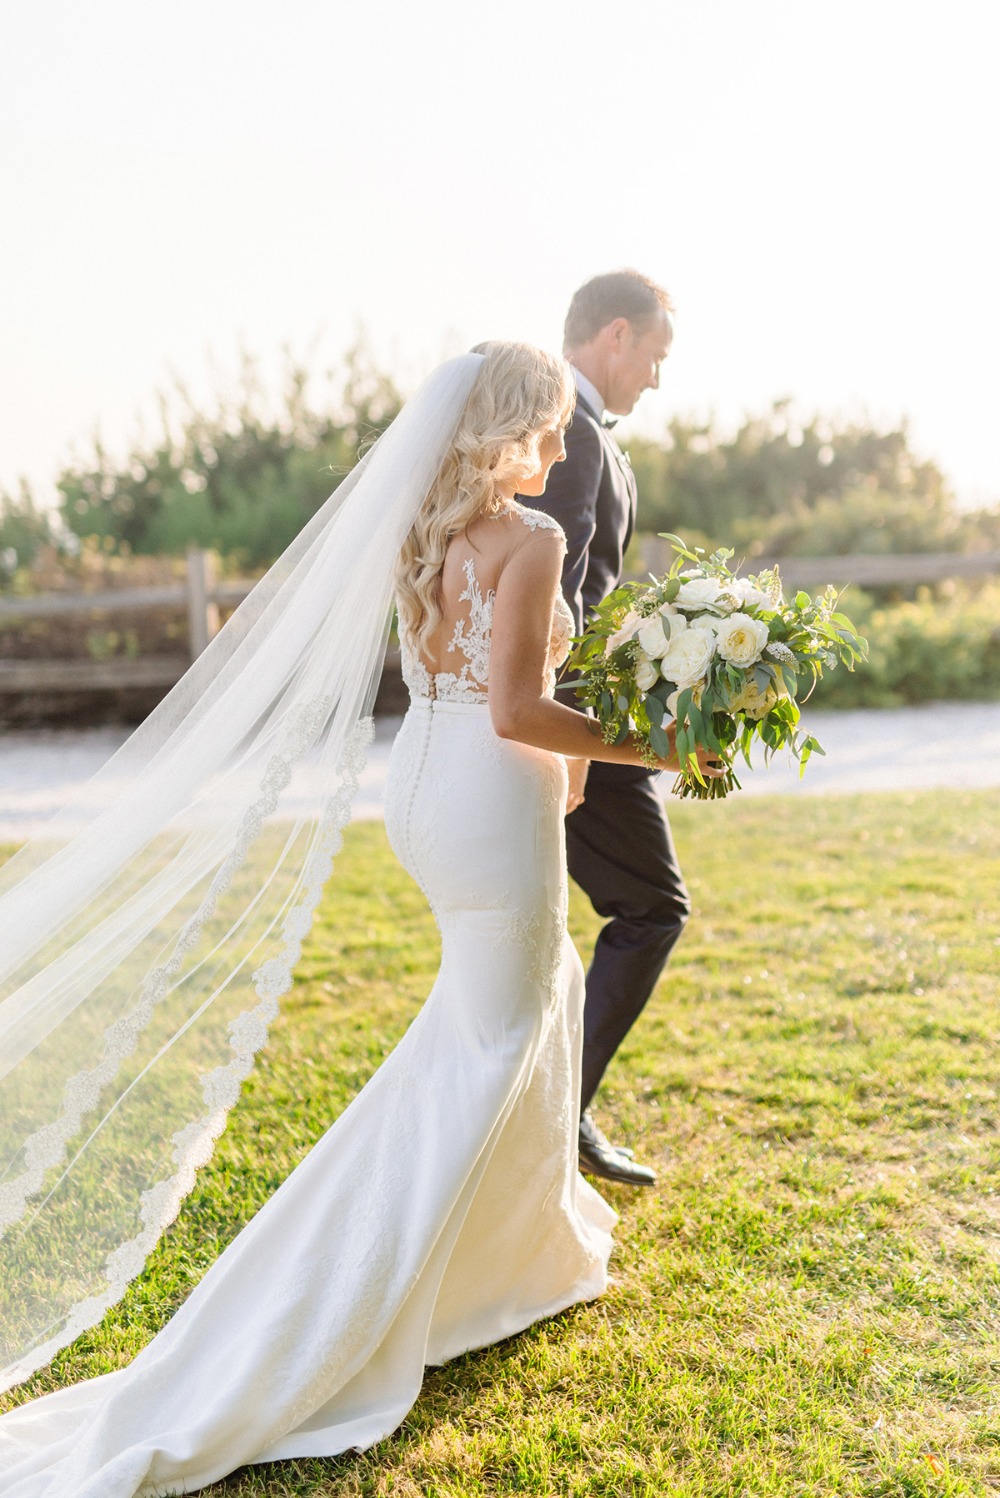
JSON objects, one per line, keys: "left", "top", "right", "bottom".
{"left": 488, "top": 530, "right": 715, "bottom": 774}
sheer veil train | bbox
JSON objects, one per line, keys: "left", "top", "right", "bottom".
{"left": 0, "top": 353, "right": 487, "bottom": 1392}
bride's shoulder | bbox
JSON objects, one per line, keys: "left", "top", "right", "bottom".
{"left": 507, "top": 502, "right": 566, "bottom": 543}
{"left": 476, "top": 504, "right": 564, "bottom": 583}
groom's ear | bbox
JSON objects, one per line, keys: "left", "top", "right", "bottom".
{"left": 605, "top": 318, "right": 633, "bottom": 352}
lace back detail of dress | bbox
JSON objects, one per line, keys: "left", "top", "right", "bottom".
{"left": 399, "top": 503, "right": 570, "bottom": 705}
{"left": 444, "top": 557, "right": 494, "bottom": 699}
{"left": 400, "top": 556, "right": 494, "bottom": 705}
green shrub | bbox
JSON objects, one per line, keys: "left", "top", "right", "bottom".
{"left": 0, "top": 484, "right": 54, "bottom": 582}
{"left": 810, "top": 581, "right": 1000, "bottom": 706}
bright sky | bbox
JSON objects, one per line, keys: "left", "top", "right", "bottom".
{"left": 2, "top": 0, "right": 998, "bottom": 510}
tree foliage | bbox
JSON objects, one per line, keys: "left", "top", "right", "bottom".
{"left": 0, "top": 483, "right": 55, "bottom": 581}
{"left": 628, "top": 399, "right": 998, "bottom": 559}
{"left": 3, "top": 366, "right": 998, "bottom": 586}
{"left": 53, "top": 345, "right": 403, "bottom": 570}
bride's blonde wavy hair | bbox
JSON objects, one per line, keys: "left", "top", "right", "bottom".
{"left": 395, "top": 341, "right": 575, "bottom": 653}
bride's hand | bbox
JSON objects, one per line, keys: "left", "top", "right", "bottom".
{"left": 565, "top": 757, "right": 589, "bottom": 814}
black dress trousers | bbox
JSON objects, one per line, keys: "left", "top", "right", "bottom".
{"left": 566, "top": 760, "right": 690, "bottom": 1113}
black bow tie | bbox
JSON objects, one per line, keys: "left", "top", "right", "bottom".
{"left": 601, "top": 417, "right": 618, "bottom": 430}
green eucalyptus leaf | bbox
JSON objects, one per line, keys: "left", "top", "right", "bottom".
{"left": 775, "top": 665, "right": 797, "bottom": 699}
{"left": 701, "top": 714, "right": 723, "bottom": 754}
{"left": 648, "top": 720, "right": 670, "bottom": 759}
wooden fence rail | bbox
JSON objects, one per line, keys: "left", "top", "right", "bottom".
{"left": 0, "top": 550, "right": 254, "bottom": 693}
{"left": 1, "top": 545, "right": 999, "bottom": 697}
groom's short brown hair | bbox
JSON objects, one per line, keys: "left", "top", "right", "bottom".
{"left": 564, "top": 270, "right": 674, "bottom": 349}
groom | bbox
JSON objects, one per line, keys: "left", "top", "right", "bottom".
{"left": 529, "top": 270, "right": 690, "bottom": 1188}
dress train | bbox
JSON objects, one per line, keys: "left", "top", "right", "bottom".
{"left": 0, "top": 696, "right": 614, "bottom": 1497}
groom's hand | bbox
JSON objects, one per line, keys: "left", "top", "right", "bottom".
{"left": 565, "top": 757, "right": 590, "bottom": 815}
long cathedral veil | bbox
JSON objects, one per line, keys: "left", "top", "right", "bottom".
{"left": 0, "top": 352, "right": 486, "bottom": 1393}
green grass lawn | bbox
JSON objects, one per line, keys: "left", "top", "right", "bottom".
{"left": 3, "top": 788, "right": 1000, "bottom": 1496}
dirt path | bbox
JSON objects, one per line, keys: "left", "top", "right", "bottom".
{"left": 1, "top": 703, "right": 998, "bottom": 841}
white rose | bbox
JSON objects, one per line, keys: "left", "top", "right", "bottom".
{"left": 637, "top": 613, "right": 670, "bottom": 658}
{"left": 715, "top": 612, "right": 770, "bottom": 668}
{"left": 634, "top": 653, "right": 659, "bottom": 691}
{"left": 667, "top": 681, "right": 705, "bottom": 720}
{"left": 606, "top": 609, "right": 643, "bottom": 652}
{"left": 688, "top": 614, "right": 719, "bottom": 635}
{"left": 728, "top": 680, "right": 777, "bottom": 720}
{"left": 674, "top": 575, "right": 726, "bottom": 610}
{"left": 729, "top": 577, "right": 771, "bottom": 611}
{"left": 661, "top": 626, "right": 716, "bottom": 689}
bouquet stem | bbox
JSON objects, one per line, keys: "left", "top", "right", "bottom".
{"left": 672, "top": 764, "right": 742, "bottom": 800}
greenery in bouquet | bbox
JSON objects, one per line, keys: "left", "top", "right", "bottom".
{"left": 568, "top": 535, "right": 868, "bottom": 799}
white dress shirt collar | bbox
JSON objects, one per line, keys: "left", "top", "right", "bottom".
{"left": 571, "top": 367, "right": 606, "bottom": 425}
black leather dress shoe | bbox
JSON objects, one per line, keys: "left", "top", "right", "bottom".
{"left": 581, "top": 1109, "right": 635, "bottom": 1158}
{"left": 578, "top": 1111, "right": 656, "bottom": 1187}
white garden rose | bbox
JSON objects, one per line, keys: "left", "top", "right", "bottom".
{"left": 729, "top": 577, "right": 771, "bottom": 611}
{"left": 607, "top": 609, "right": 643, "bottom": 652}
{"left": 634, "top": 652, "right": 659, "bottom": 691}
{"left": 674, "top": 574, "right": 727, "bottom": 610}
{"left": 666, "top": 681, "right": 705, "bottom": 720}
{"left": 715, "top": 612, "right": 769, "bottom": 667}
{"left": 661, "top": 625, "right": 716, "bottom": 688}
{"left": 687, "top": 614, "right": 719, "bottom": 635}
{"left": 727, "top": 680, "right": 777, "bottom": 720}
{"left": 637, "top": 613, "right": 670, "bottom": 658}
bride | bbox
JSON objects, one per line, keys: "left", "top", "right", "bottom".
{"left": 0, "top": 342, "right": 718, "bottom": 1496}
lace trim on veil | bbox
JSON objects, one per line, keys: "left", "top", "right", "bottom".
{"left": 0, "top": 715, "right": 374, "bottom": 1391}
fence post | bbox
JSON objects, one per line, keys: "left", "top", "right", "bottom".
{"left": 186, "top": 548, "right": 219, "bottom": 660}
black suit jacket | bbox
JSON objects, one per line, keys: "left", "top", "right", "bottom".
{"left": 525, "top": 393, "right": 638, "bottom": 700}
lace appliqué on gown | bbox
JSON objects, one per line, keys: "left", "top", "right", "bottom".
{"left": 399, "top": 645, "right": 434, "bottom": 701}
{"left": 442, "top": 558, "right": 494, "bottom": 702}
{"left": 399, "top": 562, "right": 494, "bottom": 705}
{"left": 511, "top": 502, "right": 562, "bottom": 535}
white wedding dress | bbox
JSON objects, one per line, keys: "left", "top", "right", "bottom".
{"left": 0, "top": 503, "right": 615, "bottom": 1498}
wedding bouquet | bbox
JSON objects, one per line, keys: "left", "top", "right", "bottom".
{"left": 568, "top": 535, "right": 868, "bottom": 799}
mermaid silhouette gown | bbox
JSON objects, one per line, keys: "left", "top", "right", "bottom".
{"left": 0, "top": 504, "right": 616, "bottom": 1498}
